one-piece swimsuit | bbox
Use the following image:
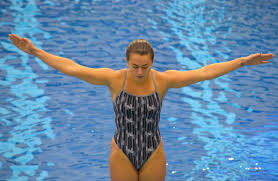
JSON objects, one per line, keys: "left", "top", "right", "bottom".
{"left": 113, "top": 69, "right": 163, "bottom": 171}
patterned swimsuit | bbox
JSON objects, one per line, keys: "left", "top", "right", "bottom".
{"left": 113, "top": 69, "right": 163, "bottom": 171}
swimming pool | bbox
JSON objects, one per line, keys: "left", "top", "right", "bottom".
{"left": 1, "top": 0, "right": 278, "bottom": 180}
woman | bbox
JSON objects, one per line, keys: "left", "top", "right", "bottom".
{"left": 8, "top": 34, "right": 274, "bottom": 181}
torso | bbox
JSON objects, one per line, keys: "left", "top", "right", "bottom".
{"left": 111, "top": 68, "right": 164, "bottom": 171}
{"left": 108, "top": 68, "right": 168, "bottom": 102}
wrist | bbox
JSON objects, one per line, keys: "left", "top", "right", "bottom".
{"left": 240, "top": 57, "right": 246, "bottom": 67}
{"left": 30, "top": 47, "right": 40, "bottom": 56}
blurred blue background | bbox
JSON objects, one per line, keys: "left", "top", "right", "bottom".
{"left": 0, "top": 0, "right": 278, "bottom": 180}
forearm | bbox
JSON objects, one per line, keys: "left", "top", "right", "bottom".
{"left": 203, "top": 57, "right": 246, "bottom": 80}
{"left": 31, "top": 47, "right": 78, "bottom": 75}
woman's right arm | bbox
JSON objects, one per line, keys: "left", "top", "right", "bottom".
{"left": 9, "top": 34, "right": 115, "bottom": 86}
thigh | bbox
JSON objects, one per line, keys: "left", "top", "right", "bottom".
{"left": 109, "top": 138, "right": 139, "bottom": 181}
{"left": 139, "top": 137, "right": 166, "bottom": 181}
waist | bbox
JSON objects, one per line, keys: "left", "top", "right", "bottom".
{"left": 114, "top": 128, "right": 161, "bottom": 145}
{"left": 114, "top": 126, "right": 161, "bottom": 134}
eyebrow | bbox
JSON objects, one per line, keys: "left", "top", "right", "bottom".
{"left": 132, "top": 64, "right": 149, "bottom": 66}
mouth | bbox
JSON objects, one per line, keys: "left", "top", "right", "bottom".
{"left": 137, "top": 76, "right": 144, "bottom": 79}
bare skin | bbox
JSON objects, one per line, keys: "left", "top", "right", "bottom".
{"left": 109, "top": 53, "right": 169, "bottom": 102}
{"left": 8, "top": 33, "right": 275, "bottom": 101}
{"left": 8, "top": 33, "right": 275, "bottom": 181}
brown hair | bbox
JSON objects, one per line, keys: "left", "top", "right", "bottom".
{"left": 126, "top": 39, "right": 154, "bottom": 62}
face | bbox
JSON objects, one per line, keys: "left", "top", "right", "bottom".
{"left": 126, "top": 53, "right": 153, "bottom": 82}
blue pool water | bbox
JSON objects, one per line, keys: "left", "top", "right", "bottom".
{"left": 1, "top": 0, "right": 278, "bottom": 180}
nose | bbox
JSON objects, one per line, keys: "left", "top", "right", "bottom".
{"left": 137, "top": 68, "right": 143, "bottom": 75}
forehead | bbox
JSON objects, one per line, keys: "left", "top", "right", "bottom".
{"left": 129, "top": 53, "right": 152, "bottom": 65}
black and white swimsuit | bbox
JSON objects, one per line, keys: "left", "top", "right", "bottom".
{"left": 113, "top": 69, "right": 163, "bottom": 171}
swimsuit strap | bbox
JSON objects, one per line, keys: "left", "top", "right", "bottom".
{"left": 122, "top": 69, "right": 157, "bottom": 91}
{"left": 151, "top": 70, "right": 157, "bottom": 91}
{"left": 122, "top": 69, "right": 128, "bottom": 90}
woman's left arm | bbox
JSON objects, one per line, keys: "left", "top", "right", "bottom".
{"left": 204, "top": 53, "right": 275, "bottom": 80}
{"left": 163, "top": 53, "right": 275, "bottom": 89}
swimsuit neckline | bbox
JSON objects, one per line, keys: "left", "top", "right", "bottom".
{"left": 112, "top": 69, "right": 163, "bottom": 103}
{"left": 112, "top": 89, "right": 162, "bottom": 104}
{"left": 123, "top": 89, "right": 157, "bottom": 97}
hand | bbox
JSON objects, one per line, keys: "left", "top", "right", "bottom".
{"left": 9, "top": 34, "right": 37, "bottom": 55}
{"left": 241, "top": 53, "right": 275, "bottom": 66}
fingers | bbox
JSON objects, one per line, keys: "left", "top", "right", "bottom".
{"left": 9, "top": 34, "right": 21, "bottom": 39}
{"left": 9, "top": 34, "right": 19, "bottom": 42}
{"left": 259, "top": 53, "right": 274, "bottom": 57}
{"left": 262, "top": 53, "right": 275, "bottom": 61}
{"left": 9, "top": 34, "right": 22, "bottom": 42}
{"left": 265, "top": 53, "right": 275, "bottom": 58}
{"left": 250, "top": 53, "right": 274, "bottom": 61}
{"left": 9, "top": 34, "right": 31, "bottom": 44}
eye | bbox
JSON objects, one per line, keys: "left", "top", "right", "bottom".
{"left": 133, "top": 67, "right": 138, "bottom": 69}
{"left": 143, "top": 67, "right": 148, "bottom": 69}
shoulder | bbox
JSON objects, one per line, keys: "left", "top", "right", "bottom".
{"left": 157, "top": 69, "right": 208, "bottom": 88}
{"left": 151, "top": 68, "right": 168, "bottom": 87}
{"left": 108, "top": 68, "right": 127, "bottom": 88}
{"left": 112, "top": 68, "right": 127, "bottom": 79}
{"left": 70, "top": 65, "right": 127, "bottom": 86}
{"left": 151, "top": 69, "right": 169, "bottom": 82}
{"left": 151, "top": 69, "right": 171, "bottom": 99}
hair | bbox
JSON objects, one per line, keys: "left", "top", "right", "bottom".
{"left": 126, "top": 39, "right": 154, "bottom": 62}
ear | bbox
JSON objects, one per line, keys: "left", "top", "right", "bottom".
{"left": 125, "top": 58, "right": 130, "bottom": 67}
{"left": 125, "top": 57, "right": 129, "bottom": 64}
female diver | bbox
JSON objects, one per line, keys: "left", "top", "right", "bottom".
{"left": 9, "top": 34, "right": 274, "bottom": 181}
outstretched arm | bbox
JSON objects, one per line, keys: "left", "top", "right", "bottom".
{"left": 9, "top": 34, "right": 78, "bottom": 75}
{"left": 203, "top": 53, "right": 274, "bottom": 80}
{"left": 164, "top": 53, "right": 275, "bottom": 89}
{"left": 8, "top": 34, "right": 115, "bottom": 86}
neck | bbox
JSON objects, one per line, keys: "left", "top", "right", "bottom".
{"left": 127, "top": 70, "right": 151, "bottom": 85}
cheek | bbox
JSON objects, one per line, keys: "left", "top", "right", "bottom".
{"left": 130, "top": 68, "right": 137, "bottom": 75}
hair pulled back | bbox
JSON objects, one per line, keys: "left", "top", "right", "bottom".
{"left": 126, "top": 39, "right": 154, "bottom": 62}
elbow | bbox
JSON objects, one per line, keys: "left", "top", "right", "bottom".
{"left": 206, "top": 76, "right": 214, "bottom": 80}
{"left": 200, "top": 66, "right": 213, "bottom": 81}
{"left": 62, "top": 63, "right": 81, "bottom": 76}
{"left": 207, "top": 75, "right": 216, "bottom": 80}
{"left": 202, "top": 70, "right": 214, "bottom": 81}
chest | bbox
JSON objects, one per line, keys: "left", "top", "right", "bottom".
{"left": 110, "top": 70, "right": 167, "bottom": 102}
{"left": 113, "top": 91, "right": 162, "bottom": 119}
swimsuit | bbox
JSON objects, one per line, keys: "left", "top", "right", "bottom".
{"left": 113, "top": 69, "right": 163, "bottom": 171}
